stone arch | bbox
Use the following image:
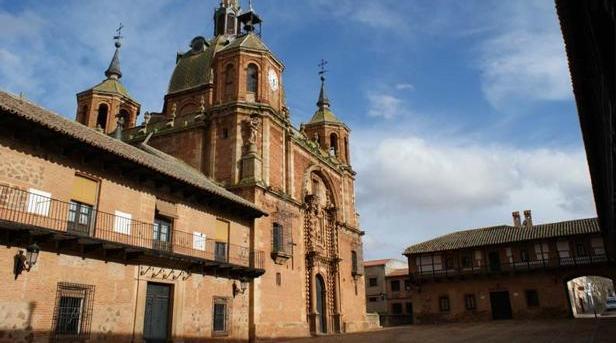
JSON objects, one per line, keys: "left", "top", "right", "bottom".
{"left": 561, "top": 268, "right": 616, "bottom": 318}
{"left": 301, "top": 165, "right": 340, "bottom": 211}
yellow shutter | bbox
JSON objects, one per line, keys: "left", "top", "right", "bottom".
{"left": 215, "top": 219, "right": 229, "bottom": 242}
{"left": 71, "top": 175, "right": 98, "bottom": 205}
{"left": 156, "top": 199, "right": 178, "bottom": 218}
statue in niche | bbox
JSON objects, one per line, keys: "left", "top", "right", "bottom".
{"left": 242, "top": 115, "right": 260, "bottom": 154}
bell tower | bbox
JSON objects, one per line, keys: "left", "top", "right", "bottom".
{"left": 76, "top": 25, "right": 140, "bottom": 134}
{"left": 303, "top": 60, "right": 351, "bottom": 165}
{"left": 214, "top": 0, "right": 240, "bottom": 37}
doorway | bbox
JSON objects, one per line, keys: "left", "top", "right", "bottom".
{"left": 490, "top": 291, "right": 512, "bottom": 320}
{"left": 488, "top": 251, "right": 501, "bottom": 272}
{"left": 316, "top": 275, "right": 327, "bottom": 333}
{"left": 143, "top": 283, "right": 172, "bottom": 342}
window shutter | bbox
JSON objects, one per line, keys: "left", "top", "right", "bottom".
{"left": 113, "top": 211, "right": 132, "bottom": 235}
{"left": 356, "top": 244, "right": 364, "bottom": 275}
{"left": 215, "top": 219, "right": 229, "bottom": 242}
{"left": 71, "top": 175, "right": 98, "bottom": 205}
{"left": 27, "top": 188, "right": 51, "bottom": 216}
{"left": 193, "top": 232, "right": 206, "bottom": 251}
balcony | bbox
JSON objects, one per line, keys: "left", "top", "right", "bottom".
{"left": 0, "top": 184, "right": 264, "bottom": 279}
{"left": 413, "top": 254, "right": 608, "bottom": 280}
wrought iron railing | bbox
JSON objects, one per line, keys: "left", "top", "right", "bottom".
{"left": 413, "top": 254, "right": 608, "bottom": 279}
{"left": 0, "top": 184, "right": 264, "bottom": 269}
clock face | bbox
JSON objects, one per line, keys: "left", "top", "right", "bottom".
{"left": 268, "top": 69, "right": 279, "bottom": 91}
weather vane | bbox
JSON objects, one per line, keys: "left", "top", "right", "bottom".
{"left": 318, "top": 58, "right": 328, "bottom": 81}
{"left": 113, "top": 23, "right": 124, "bottom": 46}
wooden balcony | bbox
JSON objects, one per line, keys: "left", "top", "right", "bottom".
{"left": 0, "top": 184, "right": 264, "bottom": 279}
{"left": 412, "top": 254, "right": 608, "bottom": 280}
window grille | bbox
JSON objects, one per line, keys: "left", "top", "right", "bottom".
{"left": 51, "top": 282, "right": 95, "bottom": 339}
{"left": 212, "top": 297, "right": 229, "bottom": 336}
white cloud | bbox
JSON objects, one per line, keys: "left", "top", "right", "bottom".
{"left": 395, "top": 83, "right": 414, "bottom": 91}
{"left": 353, "top": 131, "right": 595, "bottom": 259}
{"left": 477, "top": 2, "right": 572, "bottom": 109}
{"left": 367, "top": 93, "right": 408, "bottom": 119}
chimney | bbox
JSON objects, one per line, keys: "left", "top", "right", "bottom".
{"left": 512, "top": 211, "right": 521, "bottom": 227}
{"left": 523, "top": 210, "right": 533, "bottom": 228}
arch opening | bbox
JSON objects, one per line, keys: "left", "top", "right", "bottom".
{"left": 315, "top": 274, "right": 327, "bottom": 333}
{"left": 329, "top": 133, "right": 338, "bottom": 157}
{"left": 566, "top": 275, "right": 615, "bottom": 318}
{"left": 96, "top": 104, "right": 108, "bottom": 130}
{"left": 246, "top": 64, "right": 258, "bottom": 94}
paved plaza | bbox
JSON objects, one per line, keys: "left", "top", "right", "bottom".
{"left": 264, "top": 319, "right": 616, "bottom": 343}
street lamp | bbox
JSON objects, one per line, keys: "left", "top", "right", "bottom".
{"left": 26, "top": 243, "right": 40, "bottom": 268}
{"left": 13, "top": 243, "right": 40, "bottom": 280}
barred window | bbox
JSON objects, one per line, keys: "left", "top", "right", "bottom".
{"left": 439, "top": 295, "right": 450, "bottom": 312}
{"left": 213, "top": 297, "right": 229, "bottom": 336}
{"left": 52, "top": 283, "right": 95, "bottom": 339}
{"left": 368, "top": 277, "right": 378, "bottom": 287}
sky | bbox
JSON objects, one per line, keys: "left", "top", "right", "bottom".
{"left": 0, "top": 0, "right": 596, "bottom": 261}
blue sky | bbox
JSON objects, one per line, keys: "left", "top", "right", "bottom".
{"left": 0, "top": 0, "right": 595, "bottom": 260}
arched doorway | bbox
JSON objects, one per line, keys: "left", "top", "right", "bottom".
{"left": 566, "top": 275, "right": 615, "bottom": 318}
{"left": 316, "top": 274, "right": 327, "bottom": 333}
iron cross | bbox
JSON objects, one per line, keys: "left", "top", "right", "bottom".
{"left": 318, "top": 59, "right": 328, "bottom": 77}
{"left": 114, "top": 23, "right": 124, "bottom": 41}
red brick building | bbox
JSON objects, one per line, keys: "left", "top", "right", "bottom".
{"left": 0, "top": 1, "right": 373, "bottom": 341}
{"left": 404, "top": 212, "right": 614, "bottom": 323}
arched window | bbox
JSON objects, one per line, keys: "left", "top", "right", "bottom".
{"left": 329, "top": 133, "right": 338, "bottom": 157}
{"left": 226, "top": 14, "right": 236, "bottom": 35}
{"left": 96, "top": 104, "right": 108, "bottom": 130}
{"left": 344, "top": 137, "right": 349, "bottom": 163}
{"left": 246, "top": 64, "right": 258, "bottom": 94}
{"left": 224, "top": 64, "right": 234, "bottom": 97}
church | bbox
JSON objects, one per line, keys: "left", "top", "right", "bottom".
{"left": 0, "top": 0, "right": 374, "bottom": 341}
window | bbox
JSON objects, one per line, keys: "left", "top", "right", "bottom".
{"left": 391, "top": 303, "right": 403, "bottom": 314}
{"left": 461, "top": 254, "right": 472, "bottom": 268}
{"left": 464, "top": 294, "right": 476, "bottom": 310}
{"left": 52, "top": 282, "right": 95, "bottom": 339}
{"left": 525, "top": 289, "right": 539, "bottom": 307}
{"left": 575, "top": 242, "right": 588, "bottom": 257}
{"left": 226, "top": 13, "right": 236, "bottom": 35}
{"left": 404, "top": 279, "right": 411, "bottom": 291}
{"left": 67, "top": 201, "right": 93, "bottom": 235}
{"left": 153, "top": 216, "right": 172, "bottom": 252}
{"left": 368, "top": 297, "right": 378, "bottom": 303}
{"left": 212, "top": 297, "right": 229, "bottom": 336}
{"left": 215, "top": 242, "right": 227, "bottom": 262}
{"left": 368, "top": 277, "right": 378, "bottom": 287}
{"left": 520, "top": 248, "right": 530, "bottom": 262}
{"left": 193, "top": 231, "right": 206, "bottom": 251}
{"left": 221, "top": 127, "right": 229, "bottom": 139}
{"left": 27, "top": 188, "right": 51, "bottom": 216}
{"left": 439, "top": 296, "right": 450, "bottom": 312}
{"left": 215, "top": 219, "right": 229, "bottom": 262}
{"left": 445, "top": 255, "right": 455, "bottom": 270}
{"left": 276, "top": 272, "right": 281, "bottom": 286}
{"left": 272, "top": 223, "right": 284, "bottom": 253}
{"left": 391, "top": 280, "right": 400, "bottom": 292}
{"left": 113, "top": 210, "right": 132, "bottom": 235}
{"left": 405, "top": 302, "right": 413, "bottom": 314}
{"left": 246, "top": 64, "right": 258, "bottom": 93}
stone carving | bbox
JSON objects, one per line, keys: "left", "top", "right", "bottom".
{"left": 242, "top": 115, "right": 260, "bottom": 154}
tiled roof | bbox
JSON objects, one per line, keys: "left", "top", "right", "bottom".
{"left": 364, "top": 259, "right": 392, "bottom": 267}
{"left": 308, "top": 108, "right": 342, "bottom": 125}
{"left": 386, "top": 268, "right": 409, "bottom": 277}
{"left": 0, "top": 90, "right": 266, "bottom": 217}
{"left": 404, "top": 217, "right": 600, "bottom": 255}
{"left": 91, "top": 78, "right": 131, "bottom": 98}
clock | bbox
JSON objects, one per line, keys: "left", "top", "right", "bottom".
{"left": 268, "top": 69, "right": 279, "bottom": 91}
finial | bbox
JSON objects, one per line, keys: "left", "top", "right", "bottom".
{"left": 317, "top": 59, "right": 330, "bottom": 109}
{"left": 105, "top": 24, "right": 124, "bottom": 79}
{"left": 113, "top": 23, "right": 124, "bottom": 48}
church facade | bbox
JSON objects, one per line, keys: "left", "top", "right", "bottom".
{"left": 0, "top": 0, "right": 373, "bottom": 341}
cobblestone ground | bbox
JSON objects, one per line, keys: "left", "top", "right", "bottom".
{"left": 264, "top": 319, "right": 616, "bottom": 343}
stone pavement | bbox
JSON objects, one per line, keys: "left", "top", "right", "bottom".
{"left": 264, "top": 319, "right": 616, "bottom": 343}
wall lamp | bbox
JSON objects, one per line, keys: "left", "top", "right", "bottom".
{"left": 233, "top": 278, "right": 249, "bottom": 297}
{"left": 14, "top": 243, "right": 40, "bottom": 279}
